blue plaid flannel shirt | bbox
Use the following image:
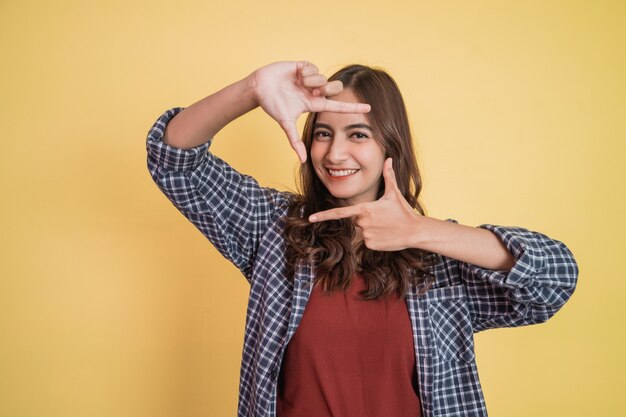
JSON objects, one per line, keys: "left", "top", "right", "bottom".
{"left": 146, "top": 108, "right": 578, "bottom": 417}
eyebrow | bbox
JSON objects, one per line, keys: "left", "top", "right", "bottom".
{"left": 313, "top": 122, "right": 373, "bottom": 131}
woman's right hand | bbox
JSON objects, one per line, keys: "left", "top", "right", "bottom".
{"left": 250, "top": 61, "right": 371, "bottom": 163}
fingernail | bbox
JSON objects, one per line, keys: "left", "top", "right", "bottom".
{"left": 309, "top": 215, "right": 317, "bottom": 222}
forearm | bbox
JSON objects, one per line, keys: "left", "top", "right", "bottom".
{"left": 163, "top": 74, "right": 258, "bottom": 149}
{"left": 413, "top": 217, "right": 515, "bottom": 271}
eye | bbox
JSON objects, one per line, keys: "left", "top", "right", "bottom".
{"left": 350, "top": 131, "right": 370, "bottom": 140}
{"left": 313, "top": 130, "right": 331, "bottom": 141}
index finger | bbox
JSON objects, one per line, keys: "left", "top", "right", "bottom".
{"left": 309, "top": 205, "right": 362, "bottom": 222}
{"left": 322, "top": 99, "right": 371, "bottom": 114}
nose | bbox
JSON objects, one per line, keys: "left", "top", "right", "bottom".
{"left": 326, "top": 137, "right": 349, "bottom": 163}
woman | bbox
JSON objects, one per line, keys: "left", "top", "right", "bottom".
{"left": 146, "top": 61, "right": 578, "bottom": 417}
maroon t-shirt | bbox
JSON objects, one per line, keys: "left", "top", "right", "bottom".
{"left": 277, "top": 273, "right": 422, "bottom": 417}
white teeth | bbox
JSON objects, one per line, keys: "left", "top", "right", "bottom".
{"left": 328, "top": 169, "right": 358, "bottom": 177}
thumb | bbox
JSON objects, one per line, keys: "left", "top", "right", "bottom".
{"left": 280, "top": 120, "right": 307, "bottom": 163}
{"left": 382, "top": 158, "right": 400, "bottom": 197}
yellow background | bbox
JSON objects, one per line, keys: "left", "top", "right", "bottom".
{"left": 1, "top": 0, "right": 624, "bottom": 416}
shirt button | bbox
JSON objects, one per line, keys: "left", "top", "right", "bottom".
{"left": 270, "top": 367, "right": 278, "bottom": 380}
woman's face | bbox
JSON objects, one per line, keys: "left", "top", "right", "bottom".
{"left": 310, "top": 89, "right": 386, "bottom": 206}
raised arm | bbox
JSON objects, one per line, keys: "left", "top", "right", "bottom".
{"left": 309, "top": 158, "right": 578, "bottom": 328}
{"left": 163, "top": 61, "right": 370, "bottom": 162}
{"left": 147, "top": 61, "right": 370, "bottom": 280}
{"left": 309, "top": 158, "right": 516, "bottom": 270}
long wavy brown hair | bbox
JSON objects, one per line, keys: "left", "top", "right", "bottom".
{"left": 284, "top": 64, "right": 439, "bottom": 300}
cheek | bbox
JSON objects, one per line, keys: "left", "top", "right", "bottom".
{"left": 373, "top": 145, "right": 387, "bottom": 172}
{"left": 360, "top": 145, "right": 386, "bottom": 171}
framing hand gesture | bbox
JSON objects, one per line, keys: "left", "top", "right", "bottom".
{"left": 309, "top": 158, "right": 422, "bottom": 251}
{"left": 253, "top": 61, "right": 371, "bottom": 163}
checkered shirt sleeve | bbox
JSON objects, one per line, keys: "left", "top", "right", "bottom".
{"left": 145, "top": 107, "right": 292, "bottom": 281}
{"left": 448, "top": 220, "right": 579, "bottom": 332}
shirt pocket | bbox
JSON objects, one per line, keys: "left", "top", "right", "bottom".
{"left": 427, "top": 285, "right": 476, "bottom": 363}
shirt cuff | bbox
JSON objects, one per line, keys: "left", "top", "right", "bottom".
{"left": 146, "top": 107, "right": 211, "bottom": 171}
{"left": 475, "top": 223, "right": 546, "bottom": 288}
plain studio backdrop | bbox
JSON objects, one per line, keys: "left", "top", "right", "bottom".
{"left": 1, "top": 0, "right": 624, "bottom": 416}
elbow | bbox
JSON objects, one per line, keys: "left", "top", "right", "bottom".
{"left": 512, "top": 285, "right": 575, "bottom": 324}
{"left": 552, "top": 239, "right": 579, "bottom": 299}
{"left": 521, "top": 259, "right": 579, "bottom": 324}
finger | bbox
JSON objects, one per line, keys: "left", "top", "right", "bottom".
{"left": 302, "top": 74, "right": 328, "bottom": 89}
{"left": 309, "top": 205, "right": 363, "bottom": 222}
{"left": 382, "top": 157, "right": 400, "bottom": 197}
{"left": 319, "top": 80, "right": 343, "bottom": 97}
{"left": 298, "top": 61, "right": 319, "bottom": 77}
{"left": 292, "top": 140, "right": 307, "bottom": 164}
{"left": 322, "top": 99, "right": 371, "bottom": 114}
{"left": 280, "top": 120, "right": 307, "bottom": 163}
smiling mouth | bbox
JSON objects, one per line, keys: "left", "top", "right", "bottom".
{"left": 327, "top": 168, "right": 360, "bottom": 177}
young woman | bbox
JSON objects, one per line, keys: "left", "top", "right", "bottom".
{"left": 146, "top": 61, "right": 578, "bottom": 417}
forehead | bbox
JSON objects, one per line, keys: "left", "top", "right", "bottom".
{"left": 315, "top": 90, "right": 371, "bottom": 126}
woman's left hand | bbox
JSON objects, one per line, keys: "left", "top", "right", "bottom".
{"left": 308, "top": 158, "right": 422, "bottom": 251}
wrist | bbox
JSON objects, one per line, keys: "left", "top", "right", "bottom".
{"left": 410, "top": 215, "right": 442, "bottom": 251}
{"left": 246, "top": 71, "right": 258, "bottom": 106}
